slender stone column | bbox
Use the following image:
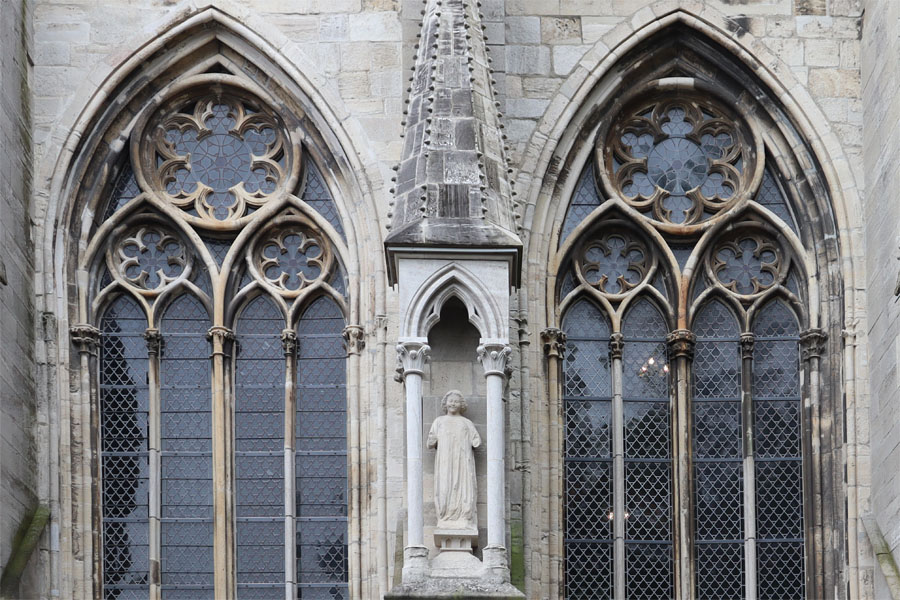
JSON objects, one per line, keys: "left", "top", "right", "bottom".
{"left": 666, "top": 329, "right": 696, "bottom": 600}
{"left": 541, "top": 328, "right": 566, "bottom": 597}
{"left": 740, "top": 332, "right": 758, "bottom": 600}
{"left": 608, "top": 332, "right": 625, "bottom": 600}
{"left": 477, "top": 342, "right": 512, "bottom": 580}
{"left": 396, "top": 340, "right": 431, "bottom": 582}
{"left": 342, "top": 324, "right": 365, "bottom": 598}
{"left": 144, "top": 328, "right": 163, "bottom": 600}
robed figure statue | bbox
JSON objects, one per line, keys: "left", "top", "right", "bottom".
{"left": 427, "top": 390, "right": 482, "bottom": 531}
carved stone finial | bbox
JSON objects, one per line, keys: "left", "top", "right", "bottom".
{"left": 608, "top": 333, "right": 625, "bottom": 360}
{"left": 800, "top": 328, "right": 827, "bottom": 361}
{"left": 477, "top": 343, "right": 512, "bottom": 377}
{"left": 70, "top": 324, "right": 101, "bottom": 354}
{"left": 396, "top": 341, "right": 431, "bottom": 381}
{"left": 666, "top": 329, "right": 696, "bottom": 360}
{"left": 281, "top": 329, "right": 297, "bottom": 356}
{"left": 540, "top": 328, "right": 567, "bottom": 359}
{"left": 740, "top": 333, "right": 755, "bottom": 359}
{"left": 342, "top": 325, "right": 365, "bottom": 356}
{"left": 143, "top": 328, "right": 163, "bottom": 356}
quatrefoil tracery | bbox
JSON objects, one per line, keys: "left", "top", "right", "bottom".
{"left": 601, "top": 94, "right": 757, "bottom": 228}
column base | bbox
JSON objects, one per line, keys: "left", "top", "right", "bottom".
{"left": 481, "top": 545, "right": 511, "bottom": 584}
{"left": 401, "top": 545, "right": 430, "bottom": 584}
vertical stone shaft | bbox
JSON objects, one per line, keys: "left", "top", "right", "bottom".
{"left": 740, "top": 333, "right": 758, "bottom": 600}
{"left": 397, "top": 341, "right": 430, "bottom": 582}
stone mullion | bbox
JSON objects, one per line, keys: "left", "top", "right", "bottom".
{"left": 70, "top": 325, "right": 102, "bottom": 600}
{"left": 800, "top": 329, "right": 827, "bottom": 600}
{"left": 281, "top": 329, "right": 298, "bottom": 596}
{"left": 208, "top": 325, "right": 236, "bottom": 600}
{"left": 740, "top": 332, "right": 758, "bottom": 600}
{"left": 667, "top": 329, "right": 696, "bottom": 600}
{"left": 540, "top": 327, "right": 565, "bottom": 599}
{"left": 343, "top": 324, "right": 365, "bottom": 600}
{"left": 144, "top": 328, "right": 163, "bottom": 600}
{"left": 608, "top": 333, "right": 625, "bottom": 600}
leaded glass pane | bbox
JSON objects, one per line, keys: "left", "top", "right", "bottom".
{"left": 692, "top": 300, "right": 745, "bottom": 598}
{"left": 160, "top": 295, "right": 214, "bottom": 598}
{"left": 562, "top": 299, "right": 612, "bottom": 599}
{"left": 304, "top": 161, "right": 346, "bottom": 241}
{"left": 100, "top": 296, "right": 150, "bottom": 599}
{"left": 753, "top": 301, "right": 804, "bottom": 599}
{"left": 755, "top": 167, "right": 799, "bottom": 235}
{"left": 296, "top": 297, "right": 348, "bottom": 596}
{"left": 622, "top": 299, "right": 672, "bottom": 599}
{"left": 560, "top": 163, "right": 602, "bottom": 247}
{"left": 236, "top": 295, "right": 286, "bottom": 594}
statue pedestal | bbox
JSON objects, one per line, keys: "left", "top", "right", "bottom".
{"left": 430, "top": 529, "right": 483, "bottom": 578}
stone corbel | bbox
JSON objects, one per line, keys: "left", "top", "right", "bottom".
{"left": 740, "top": 332, "right": 755, "bottom": 359}
{"left": 540, "top": 328, "right": 567, "bottom": 359}
{"left": 800, "top": 328, "right": 827, "bottom": 362}
{"left": 281, "top": 329, "right": 297, "bottom": 356}
{"left": 608, "top": 332, "right": 624, "bottom": 360}
{"left": 666, "top": 329, "right": 696, "bottom": 360}
{"left": 143, "top": 328, "right": 163, "bottom": 356}
{"left": 70, "top": 324, "right": 101, "bottom": 355}
{"left": 342, "top": 324, "right": 365, "bottom": 356}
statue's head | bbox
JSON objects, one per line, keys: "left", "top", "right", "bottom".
{"left": 441, "top": 389, "right": 467, "bottom": 415}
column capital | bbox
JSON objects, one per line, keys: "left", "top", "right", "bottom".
{"left": 207, "top": 325, "right": 234, "bottom": 344}
{"left": 477, "top": 343, "right": 512, "bottom": 377}
{"left": 666, "top": 329, "right": 696, "bottom": 360}
{"left": 609, "top": 332, "right": 625, "bottom": 360}
{"left": 143, "top": 328, "right": 163, "bottom": 356}
{"left": 540, "top": 328, "right": 567, "bottom": 359}
{"left": 281, "top": 329, "right": 297, "bottom": 356}
{"left": 740, "top": 332, "right": 755, "bottom": 359}
{"left": 70, "top": 324, "right": 101, "bottom": 354}
{"left": 396, "top": 340, "right": 430, "bottom": 380}
{"left": 800, "top": 328, "right": 827, "bottom": 361}
{"left": 342, "top": 324, "right": 365, "bottom": 356}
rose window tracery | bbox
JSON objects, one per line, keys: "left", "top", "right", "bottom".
{"left": 139, "top": 88, "right": 292, "bottom": 226}
{"left": 601, "top": 95, "right": 757, "bottom": 227}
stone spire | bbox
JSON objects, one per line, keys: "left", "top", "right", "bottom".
{"left": 385, "top": 0, "right": 522, "bottom": 286}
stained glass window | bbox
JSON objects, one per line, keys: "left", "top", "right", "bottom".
{"left": 560, "top": 85, "right": 809, "bottom": 599}
{"left": 91, "top": 80, "right": 349, "bottom": 599}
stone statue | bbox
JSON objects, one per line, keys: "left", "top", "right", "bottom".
{"left": 427, "top": 390, "right": 481, "bottom": 531}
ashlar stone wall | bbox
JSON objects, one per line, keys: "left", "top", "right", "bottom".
{"left": 862, "top": 0, "right": 900, "bottom": 597}
{"left": 0, "top": 0, "right": 40, "bottom": 598}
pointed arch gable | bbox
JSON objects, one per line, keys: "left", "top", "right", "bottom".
{"left": 401, "top": 262, "right": 507, "bottom": 342}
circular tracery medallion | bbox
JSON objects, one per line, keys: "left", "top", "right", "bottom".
{"left": 133, "top": 79, "right": 299, "bottom": 229}
{"left": 598, "top": 86, "right": 761, "bottom": 230}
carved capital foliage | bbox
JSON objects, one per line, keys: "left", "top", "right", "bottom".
{"left": 477, "top": 343, "right": 512, "bottom": 377}
{"left": 342, "top": 325, "right": 365, "bottom": 356}
{"left": 800, "top": 328, "right": 827, "bottom": 362}
{"left": 540, "top": 328, "right": 567, "bottom": 359}
{"left": 281, "top": 329, "right": 297, "bottom": 356}
{"left": 740, "top": 333, "right": 755, "bottom": 359}
{"left": 207, "top": 325, "right": 235, "bottom": 348}
{"left": 70, "top": 324, "right": 101, "bottom": 354}
{"left": 607, "top": 332, "right": 625, "bottom": 360}
{"left": 143, "top": 328, "right": 163, "bottom": 356}
{"left": 396, "top": 341, "right": 431, "bottom": 380}
{"left": 666, "top": 329, "right": 696, "bottom": 360}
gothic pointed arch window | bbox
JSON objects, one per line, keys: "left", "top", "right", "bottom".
{"left": 554, "top": 75, "right": 824, "bottom": 599}
{"left": 84, "top": 73, "right": 352, "bottom": 599}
